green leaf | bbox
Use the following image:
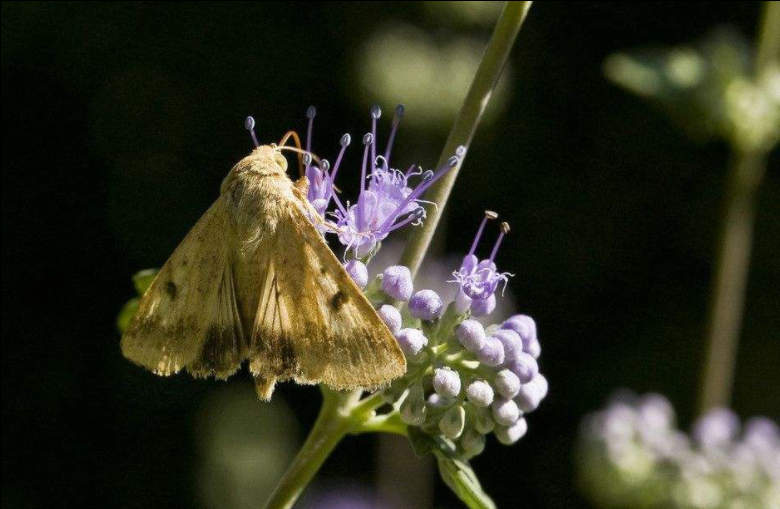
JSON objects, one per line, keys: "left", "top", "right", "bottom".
{"left": 132, "top": 268, "right": 159, "bottom": 295}
{"left": 406, "top": 426, "right": 436, "bottom": 458}
{"left": 435, "top": 452, "right": 496, "bottom": 509}
{"left": 117, "top": 297, "right": 139, "bottom": 334}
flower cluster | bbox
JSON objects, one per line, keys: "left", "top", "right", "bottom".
{"left": 292, "top": 104, "right": 461, "bottom": 258}
{"left": 577, "top": 392, "right": 780, "bottom": 509}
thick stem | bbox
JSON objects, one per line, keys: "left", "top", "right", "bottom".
{"left": 398, "top": 1, "right": 533, "bottom": 280}
{"left": 262, "top": 389, "right": 358, "bottom": 509}
{"left": 697, "top": 1, "right": 779, "bottom": 414}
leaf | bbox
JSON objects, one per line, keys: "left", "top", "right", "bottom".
{"left": 407, "top": 425, "right": 436, "bottom": 458}
{"left": 132, "top": 268, "right": 159, "bottom": 295}
{"left": 435, "top": 452, "right": 496, "bottom": 509}
{"left": 117, "top": 297, "right": 139, "bottom": 334}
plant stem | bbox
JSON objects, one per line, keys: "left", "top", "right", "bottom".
{"left": 398, "top": 1, "right": 533, "bottom": 280}
{"left": 262, "top": 389, "right": 358, "bottom": 509}
{"left": 697, "top": 1, "right": 779, "bottom": 415}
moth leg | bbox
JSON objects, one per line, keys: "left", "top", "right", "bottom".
{"left": 253, "top": 373, "right": 277, "bottom": 401}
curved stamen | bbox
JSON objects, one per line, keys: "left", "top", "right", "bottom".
{"left": 469, "top": 211, "right": 498, "bottom": 257}
{"left": 245, "top": 116, "right": 259, "bottom": 148}
{"left": 384, "top": 104, "right": 405, "bottom": 162}
{"left": 489, "top": 222, "right": 511, "bottom": 263}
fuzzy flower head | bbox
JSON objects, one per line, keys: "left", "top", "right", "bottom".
{"left": 330, "top": 105, "right": 462, "bottom": 258}
{"left": 450, "top": 211, "right": 514, "bottom": 315}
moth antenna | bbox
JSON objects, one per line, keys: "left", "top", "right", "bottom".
{"left": 276, "top": 145, "right": 322, "bottom": 170}
{"left": 245, "top": 116, "right": 260, "bottom": 148}
{"left": 278, "top": 130, "right": 305, "bottom": 176}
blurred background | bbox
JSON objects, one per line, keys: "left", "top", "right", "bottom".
{"left": 2, "top": 2, "right": 778, "bottom": 509}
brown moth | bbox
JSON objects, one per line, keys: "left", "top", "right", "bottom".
{"left": 121, "top": 144, "right": 406, "bottom": 400}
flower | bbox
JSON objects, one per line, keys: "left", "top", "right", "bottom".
{"left": 466, "top": 380, "right": 494, "bottom": 408}
{"left": 343, "top": 259, "right": 368, "bottom": 289}
{"left": 376, "top": 304, "right": 402, "bottom": 335}
{"left": 408, "top": 289, "right": 444, "bottom": 321}
{"left": 330, "top": 106, "right": 462, "bottom": 258}
{"left": 455, "top": 319, "right": 486, "bottom": 352}
{"left": 394, "top": 328, "right": 428, "bottom": 358}
{"left": 450, "top": 212, "right": 513, "bottom": 315}
{"left": 433, "top": 367, "right": 461, "bottom": 398}
{"left": 381, "top": 265, "right": 413, "bottom": 301}
{"left": 493, "top": 369, "right": 521, "bottom": 399}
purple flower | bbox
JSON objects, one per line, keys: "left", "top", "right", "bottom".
{"left": 433, "top": 367, "right": 461, "bottom": 398}
{"left": 343, "top": 259, "right": 368, "bottom": 289}
{"left": 476, "top": 335, "right": 505, "bottom": 367}
{"left": 330, "top": 106, "right": 461, "bottom": 257}
{"left": 491, "top": 329, "right": 524, "bottom": 362}
{"left": 515, "top": 374, "right": 548, "bottom": 413}
{"left": 395, "top": 328, "right": 428, "bottom": 358}
{"left": 377, "top": 304, "right": 402, "bottom": 335}
{"left": 455, "top": 319, "right": 486, "bottom": 352}
{"left": 409, "top": 289, "right": 444, "bottom": 321}
{"left": 381, "top": 265, "right": 413, "bottom": 301}
{"left": 692, "top": 407, "right": 740, "bottom": 448}
{"left": 450, "top": 213, "right": 513, "bottom": 312}
{"left": 505, "top": 351, "right": 538, "bottom": 383}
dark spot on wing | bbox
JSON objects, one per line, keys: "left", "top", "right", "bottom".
{"left": 165, "top": 281, "right": 178, "bottom": 300}
{"left": 191, "top": 324, "right": 242, "bottom": 376}
{"left": 330, "top": 290, "right": 347, "bottom": 311}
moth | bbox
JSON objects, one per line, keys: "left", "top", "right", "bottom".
{"left": 121, "top": 143, "right": 406, "bottom": 400}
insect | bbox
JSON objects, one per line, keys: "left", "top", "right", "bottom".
{"left": 121, "top": 138, "right": 406, "bottom": 400}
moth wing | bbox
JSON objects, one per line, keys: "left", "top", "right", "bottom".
{"left": 249, "top": 195, "right": 406, "bottom": 399}
{"left": 121, "top": 197, "right": 245, "bottom": 379}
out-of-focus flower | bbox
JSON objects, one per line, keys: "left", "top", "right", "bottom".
{"left": 577, "top": 391, "right": 780, "bottom": 509}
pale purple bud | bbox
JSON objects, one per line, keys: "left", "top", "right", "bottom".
{"left": 466, "top": 379, "right": 494, "bottom": 408}
{"left": 377, "top": 304, "right": 402, "bottom": 335}
{"left": 409, "top": 289, "right": 443, "bottom": 321}
{"left": 495, "top": 417, "right": 528, "bottom": 445}
{"left": 476, "top": 336, "right": 505, "bottom": 367}
{"left": 693, "top": 408, "right": 740, "bottom": 448}
{"left": 343, "top": 260, "right": 368, "bottom": 289}
{"left": 493, "top": 369, "right": 521, "bottom": 399}
{"left": 433, "top": 367, "right": 461, "bottom": 398}
{"left": 455, "top": 319, "right": 486, "bottom": 352}
{"left": 470, "top": 294, "right": 496, "bottom": 317}
{"left": 501, "top": 314, "right": 537, "bottom": 347}
{"left": 439, "top": 404, "right": 466, "bottom": 440}
{"left": 744, "top": 417, "right": 780, "bottom": 449}
{"left": 515, "top": 374, "right": 548, "bottom": 413}
{"left": 491, "top": 329, "right": 523, "bottom": 361}
{"left": 505, "top": 351, "right": 538, "bottom": 383}
{"left": 525, "top": 336, "right": 541, "bottom": 359}
{"left": 381, "top": 265, "right": 413, "bottom": 301}
{"left": 461, "top": 428, "right": 486, "bottom": 458}
{"left": 491, "top": 398, "right": 521, "bottom": 426}
{"left": 400, "top": 384, "right": 426, "bottom": 426}
{"left": 395, "top": 328, "right": 428, "bottom": 358}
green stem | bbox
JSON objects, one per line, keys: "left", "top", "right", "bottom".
{"left": 262, "top": 389, "right": 358, "bottom": 509}
{"left": 398, "top": 1, "right": 533, "bottom": 280}
{"left": 697, "top": 1, "right": 779, "bottom": 415}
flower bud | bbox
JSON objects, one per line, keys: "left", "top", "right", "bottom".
{"left": 433, "top": 367, "right": 461, "bottom": 398}
{"left": 476, "top": 335, "right": 505, "bottom": 367}
{"left": 400, "top": 384, "right": 426, "bottom": 426}
{"left": 409, "top": 289, "right": 444, "bottom": 321}
{"left": 395, "top": 328, "right": 428, "bottom": 358}
{"left": 439, "top": 404, "right": 466, "bottom": 440}
{"left": 491, "top": 329, "right": 523, "bottom": 362}
{"left": 515, "top": 374, "right": 548, "bottom": 413}
{"left": 427, "top": 393, "right": 454, "bottom": 409}
{"left": 494, "top": 369, "right": 521, "bottom": 399}
{"left": 460, "top": 428, "right": 486, "bottom": 458}
{"left": 453, "top": 289, "right": 472, "bottom": 314}
{"left": 525, "top": 336, "right": 541, "bottom": 359}
{"left": 491, "top": 398, "right": 521, "bottom": 426}
{"left": 466, "top": 379, "right": 494, "bottom": 408}
{"left": 495, "top": 417, "right": 528, "bottom": 445}
{"left": 381, "top": 265, "right": 413, "bottom": 301}
{"left": 455, "top": 319, "right": 486, "bottom": 352}
{"left": 377, "top": 304, "right": 402, "bottom": 335}
{"left": 501, "top": 314, "right": 537, "bottom": 347}
{"left": 474, "top": 409, "right": 495, "bottom": 434}
{"left": 505, "top": 351, "right": 538, "bottom": 383}
{"left": 343, "top": 260, "right": 368, "bottom": 289}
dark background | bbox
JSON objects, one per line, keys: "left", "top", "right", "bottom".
{"left": 2, "top": 2, "right": 778, "bottom": 509}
